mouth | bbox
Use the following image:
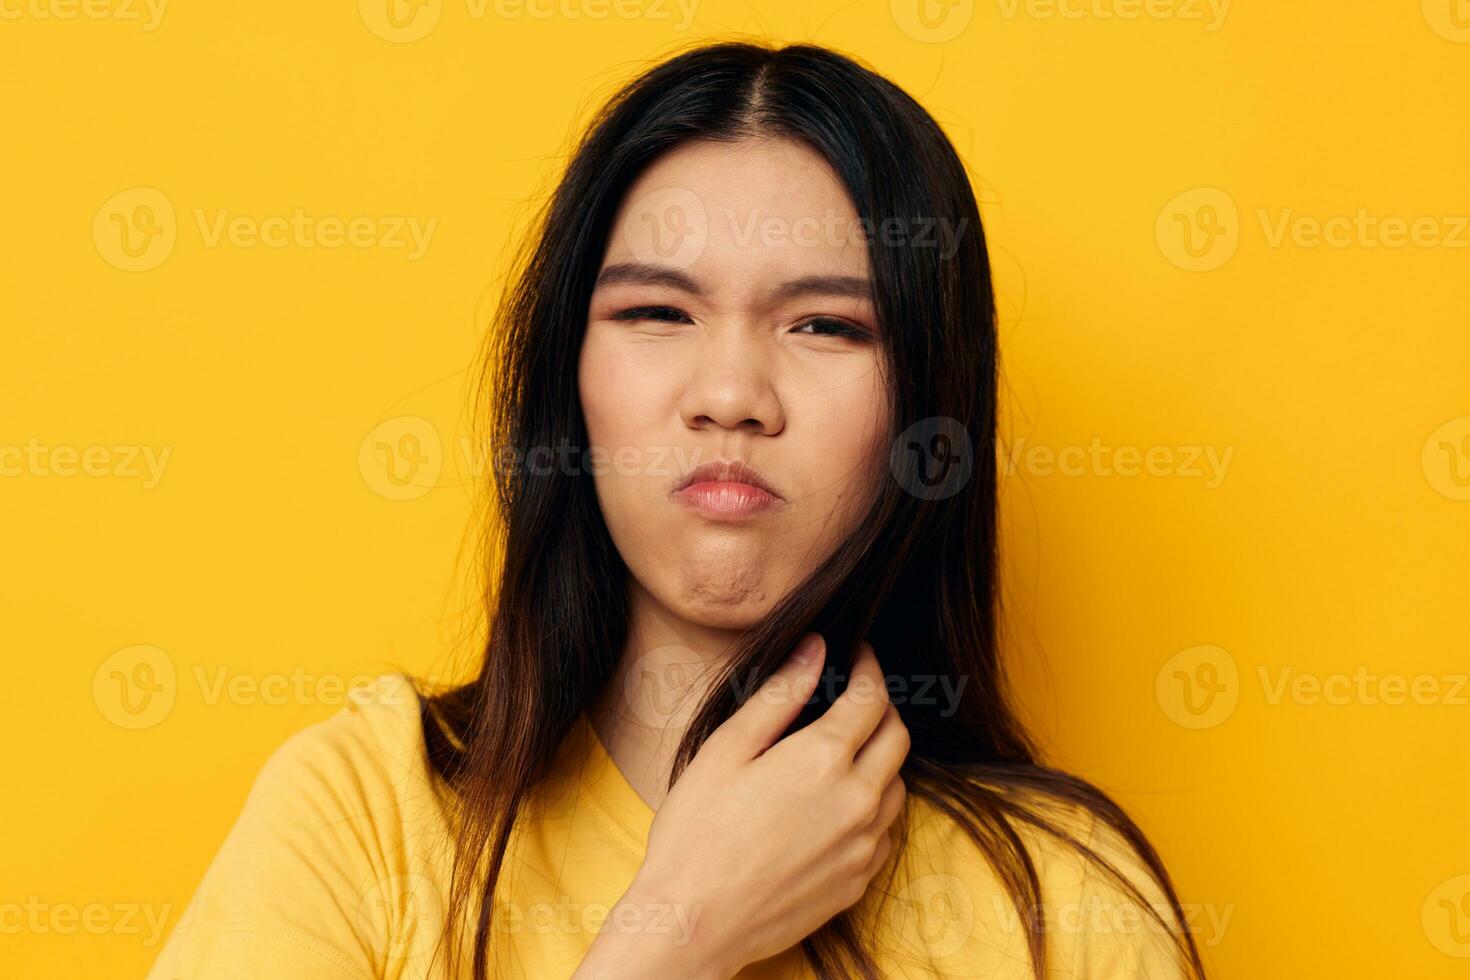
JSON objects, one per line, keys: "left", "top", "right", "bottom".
{"left": 671, "top": 458, "right": 784, "bottom": 521}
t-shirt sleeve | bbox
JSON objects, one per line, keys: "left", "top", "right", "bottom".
{"left": 868, "top": 794, "right": 1199, "bottom": 980}
{"left": 145, "top": 678, "right": 430, "bottom": 980}
{"left": 1051, "top": 809, "right": 1196, "bottom": 980}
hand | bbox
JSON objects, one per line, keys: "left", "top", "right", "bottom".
{"left": 582, "top": 635, "right": 909, "bottom": 980}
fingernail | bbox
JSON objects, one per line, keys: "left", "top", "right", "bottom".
{"left": 791, "top": 634, "right": 820, "bottom": 666}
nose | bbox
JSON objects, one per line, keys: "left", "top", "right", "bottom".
{"left": 676, "top": 323, "right": 785, "bottom": 437}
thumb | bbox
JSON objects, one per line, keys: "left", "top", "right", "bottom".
{"left": 716, "top": 633, "right": 826, "bottom": 759}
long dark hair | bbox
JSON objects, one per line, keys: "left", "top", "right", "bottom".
{"left": 417, "top": 39, "right": 1207, "bottom": 980}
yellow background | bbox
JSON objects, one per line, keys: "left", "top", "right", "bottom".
{"left": 3, "top": 0, "right": 1468, "bottom": 976}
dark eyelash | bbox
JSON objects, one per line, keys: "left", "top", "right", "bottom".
{"left": 795, "top": 317, "right": 871, "bottom": 340}
{"left": 610, "top": 307, "right": 871, "bottom": 341}
{"left": 611, "top": 305, "right": 691, "bottom": 323}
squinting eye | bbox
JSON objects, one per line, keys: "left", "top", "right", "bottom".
{"left": 793, "top": 317, "right": 872, "bottom": 340}
{"left": 611, "top": 305, "right": 692, "bottom": 323}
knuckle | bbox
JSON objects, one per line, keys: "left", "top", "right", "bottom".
{"left": 867, "top": 832, "right": 891, "bottom": 868}
{"left": 810, "top": 727, "right": 850, "bottom": 767}
{"left": 851, "top": 672, "right": 887, "bottom": 707}
{"left": 845, "top": 782, "right": 882, "bottom": 828}
{"left": 833, "top": 874, "right": 862, "bottom": 908}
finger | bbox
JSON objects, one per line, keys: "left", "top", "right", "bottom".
{"left": 863, "top": 772, "right": 907, "bottom": 837}
{"left": 811, "top": 641, "right": 890, "bottom": 756}
{"left": 853, "top": 703, "right": 911, "bottom": 788}
{"left": 859, "top": 818, "right": 896, "bottom": 881}
{"left": 713, "top": 633, "right": 826, "bottom": 760}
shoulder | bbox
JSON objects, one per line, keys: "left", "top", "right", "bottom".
{"left": 883, "top": 783, "right": 1195, "bottom": 979}
{"left": 255, "top": 672, "right": 432, "bottom": 795}
{"left": 147, "top": 674, "right": 453, "bottom": 980}
{"left": 224, "top": 672, "right": 440, "bottom": 849}
{"left": 1025, "top": 796, "right": 1193, "bottom": 978}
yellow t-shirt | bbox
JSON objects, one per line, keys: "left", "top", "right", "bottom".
{"left": 146, "top": 674, "right": 1191, "bottom": 979}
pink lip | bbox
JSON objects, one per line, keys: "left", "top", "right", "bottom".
{"left": 671, "top": 459, "right": 783, "bottom": 521}
{"left": 673, "top": 481, "right": 780, "bottom": 520}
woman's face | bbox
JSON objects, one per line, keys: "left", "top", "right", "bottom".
{"left": 578, "top": 137, "right": 891, "bottom": 631}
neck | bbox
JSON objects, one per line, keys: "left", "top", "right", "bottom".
{"left": 586, "top": 579, "right": 748, "bottom": 810}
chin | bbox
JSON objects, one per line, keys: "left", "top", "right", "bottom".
{"left": 669, "top": 575, "right": 778, "bottom": 631}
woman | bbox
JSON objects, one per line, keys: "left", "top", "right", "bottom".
{"left": 149, "top": 41, "right": 1207, "bottom": 980}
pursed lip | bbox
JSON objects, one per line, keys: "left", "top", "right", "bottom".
{"left": 672, "top": 458, "right": 783, "bottom": 499}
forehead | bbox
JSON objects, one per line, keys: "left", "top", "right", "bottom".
{"left": 601, "top": 137, "right": 870, "bottom": 287}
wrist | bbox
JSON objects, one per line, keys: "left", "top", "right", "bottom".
{"left": 574, "top": 875, "right": 736, "bottom": 980}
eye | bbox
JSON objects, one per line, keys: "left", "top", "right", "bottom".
{"left": 791, "top": 317, "right": 872, "bottom": 341}
{"left": 610, "top": 305, "right": 693, "bottom": 324}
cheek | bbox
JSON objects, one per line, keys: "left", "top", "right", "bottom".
{"left": 578, "top": 333, "right": 675, "bottom": 521}
{"left": 577, "top": 335, "right": 619, "bottom": 446}
{"left": 801, "top": 360, "right": 891, "bottom": 510}
{"left": 578, "top": 332, "right": 659, "bottom": 448}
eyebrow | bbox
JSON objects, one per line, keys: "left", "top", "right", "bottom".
{"left": 593, "top": 262, "right": 873, "bottom": 304}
